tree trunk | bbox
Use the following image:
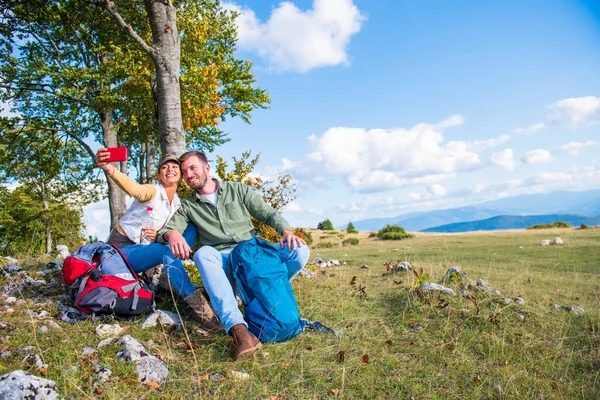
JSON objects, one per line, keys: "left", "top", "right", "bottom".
{"left": 146, "top": 143, "right": 157, "bottom": 184}
{"left": 100, "top": 110, "right": 127, "bottom": 230}
{"left": 145, "top": 0, "right": 186, "bottom": 157}
{"left": 139, "top": 143, "right": 147, "bottom": 184}
{"left": 41, "top": 181, "right": 52, "bottom": 254}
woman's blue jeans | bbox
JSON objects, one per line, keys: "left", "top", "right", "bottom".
{"left": 120, "top": 224, "right": 197, "bottom": 299}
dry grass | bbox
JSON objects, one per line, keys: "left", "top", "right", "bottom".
{"left": 1, "top": 228, "right": 599, "bottom": 399}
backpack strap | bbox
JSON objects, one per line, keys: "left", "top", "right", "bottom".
{"left": 303, "top": 319, "right": 343, "bottom": 336}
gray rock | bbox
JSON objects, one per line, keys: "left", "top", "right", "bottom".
{"left": 96, "top": 323, "right": 124, "bottom": 338}
{"left": 552, "top": 237, "right": 564, "bottom": 245}
{"left": 137, "top": 356, "right": 169, "bottom": 384}
{"left": 15, "top": 299, "right": 26, "bottom": 307}
{"left": 56, "top": 245, "right": 70, "bottom": 260}
{"left": 550, "top": 303, "right": 560, "bottom": 310}
{"left": 459, "top": 289, "right": 470, "bottom": 298}
{"left": 1, "top": 351, "right": 11, "bottom": 359}
{"left": 408, "top": 325, "right": 423, "bottom": 333}
{"left": 5, "top": 266, "right": 22, "bottom": 273}
{"left": 38, "top": 326, "right": 48, "bottom": 334}
{"left": 0, "top": 370, "right": 59, "bottom": 400}
{"left": 418, "top": 282, "right": 456, "bottom": 296}
{"left": 142, "top": 310, "right": 182, "bottom": 329}
{"left": 46, "top": 320, "right": 61, "bottom": 330}
{"left": 564, "top": 306, "right": 585, "bottom": 314}
{"left": 443, "top": 266, "right": 466, "bottom": 283}
{"left": 25, "top": 277, "right": 46, "bottom": 287}
{"left": 491, "top": 290, "right": 501, "bottom": 295}
{"left": 500, "top": 297, "right": 512, "bottom": 305}
{"left": 210, "top": 373, "right": 225, "bottom": 382}
{"left": 94, "top": 365, "right": 112, "bottom": 382}
{"left": 2, "top": 257, "right": 18, "bottom": 265}
{"left": 97, "top": 338, "right": 115, "bottom": 348}
{"left": 513, "top": 297, "right": 525, "bottom": 305}
{"left": 539, "top": 240, "right": 551, "bottom": 246}
{"left": 116, "top": 335, "right": 149, "bottom": 362}
{"left": 298, "top": 268, "right": 316, "bottom": 279}
{"left": 3, "top": 297, "right": 16, "bottom": 305}
{"left": 82, "top": 347, "right": 97, "bottom": 356}
{"left": 22, "top": 353, "right": 47, "bottom": 370}
{"left": 116, "top": 335, "right": 169, "bottom": 384}
{"left": 359, "top": 264, "right": 369, "bottom": 269}
{"left": 392, "top": 261, "right": 412, "bottom": 272}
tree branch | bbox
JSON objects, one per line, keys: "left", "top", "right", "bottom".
{"left": 103, "top": 0, "right": 155, "bottom": 57}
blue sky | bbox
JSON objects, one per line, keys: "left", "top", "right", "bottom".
{"left": 84, "top": 0, "right": 600, "bottom": 238}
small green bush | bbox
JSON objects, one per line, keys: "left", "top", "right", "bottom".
{"left": 368, "top": 232, "right": 378, "bottom": 238}
{"left": 579, "top": 223, "right": 589, "bottom": 230}
{"left": 526, "top": 221, "right": 572, "bottom": 230}
{"left": 377, "top": 224, "right": 413, "bottom": 240}
{"left": 346, "top": 221, "right": 358, "bottom": 234}
{"left": 342, "top": 238, "right": 360, "bottom": 245}
{"left": 315, "top": 242, "right": 337, "bottom": 249}
{"left": 380, "top": 232, "right": 414, "bottom": 240}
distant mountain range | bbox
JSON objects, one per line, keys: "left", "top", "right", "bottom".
{"left": 348, "top": 189, "right": 600, "bottom": 233}
{"left": 421, "top": 214, "right": 600, "bottom": 233}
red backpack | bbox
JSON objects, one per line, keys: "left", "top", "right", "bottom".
{"left": 62, "top": 242, "right": 154, "bottom": 317}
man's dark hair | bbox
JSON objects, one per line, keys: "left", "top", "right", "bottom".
{"left": 179, "top": 150, "right": 208, "bottom": 165}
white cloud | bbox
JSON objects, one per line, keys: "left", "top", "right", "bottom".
{"left": 467, "top": 134, "right": 511, "bottom": 151}
{"left": 427, "top": 184, "right": 446, "bottom": 196}
{"left": 490, "top": 148, "right": 517, "bottom": 171}
{"left": 283, "top": 201, "right": 302, "bottom": 212}
{"left": 299, "top": 115, "right": 481, "bottom": 193}
{"left": 547, "top": 96, "right": 600, "bottom": 127}
{"left": 338, "top": 202, "right": 364, "bottom": 212}
{"left": 531, "top": 172, "right": 573, "bottom": 185}
{"left": 523, "top": 149, "right": 552, "bottom": 164}
{"left": 83, "top": 199, "right": 111, "bottom": 240}
{"left": 225, "top": 0, "right": 365, "bottom": 73}
{"left": 561, "top": 140, "right": 597, "bottom": 155}
{"left": 280, "top": 158, "right": 301, "bottom": 171}
{"left": 513, "top": 122, "right": 545, "bottom": 135}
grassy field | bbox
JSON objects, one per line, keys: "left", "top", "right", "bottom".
{"left": 1, "top": 228, "right": 599, "bottom": 399}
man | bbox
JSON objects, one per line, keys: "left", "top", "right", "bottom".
{"left": 158, "top": 150, "right": 309, "bottom": 361}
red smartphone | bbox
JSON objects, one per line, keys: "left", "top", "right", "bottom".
{"left": 105, "top": 146, "right": 128, "bottom": 163}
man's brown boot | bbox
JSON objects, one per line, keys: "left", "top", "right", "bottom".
{"left": 230, "top": 323, "right": 262, "bottom": 361}
{"left": 184, "top": 290, "right": 223, "bottom": 333}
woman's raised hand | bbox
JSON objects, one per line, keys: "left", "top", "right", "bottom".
{"left": 95, "top": 148, "right": 115, "bottom": 175}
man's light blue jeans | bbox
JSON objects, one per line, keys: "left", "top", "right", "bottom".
{"left": 193, "top": 243, "right": 310, "bottom": 333}
{"left": 120, "top": 225, "right": 198, "bottom": 299}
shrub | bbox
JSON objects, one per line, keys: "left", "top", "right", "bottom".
{"left": 380, "top": 232, "right": 414, "bottom": 240}
{"left": 315, "top": 242, "right": 337, "bottom": 249}
{"left": 346, "top": 221, "right": 358, "bottom": 234}
{"left": 317, "top": 218, "right": 334, "bottom": 230}
{"left": 526, "top": 221, "right": 572, "bottom": 230}
{"left": 342, "top": 238, "right": 360, "bottom": 246}
{"left": 368, "top": 232, "right": 378, "bottom": 238}
{"left": 377, "top": 224, "right": 413, "bottom": 240}
{"left": 579, "top": 224, "right": 589, "bottom": 230}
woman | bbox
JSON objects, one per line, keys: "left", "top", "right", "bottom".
{"left": 95, "top": 148, "right": 221, "bottom": 332}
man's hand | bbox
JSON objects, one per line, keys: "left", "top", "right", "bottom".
{"left": 280, "top": 229, "right": 306, "bottom": 251}
{"left": 164, "top": 230, "right": 191, "bottom": 260}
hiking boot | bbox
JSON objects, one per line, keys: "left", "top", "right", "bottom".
{"left": 184, "top": 290, "right": 223, "bottom": 333}
{"left": 230, "top": 323, "right": 262, "bottom": 361}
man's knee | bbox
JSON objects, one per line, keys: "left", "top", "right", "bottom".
{"left": 193, "top": 246, "right": 222, "bottom": 269}
{"left": 296, "top": 245, "right": 310, "bottom": 266}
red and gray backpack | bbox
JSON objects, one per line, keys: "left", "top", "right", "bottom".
{"left": 61, "top": 242, "right": 154, "bottom": 319}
